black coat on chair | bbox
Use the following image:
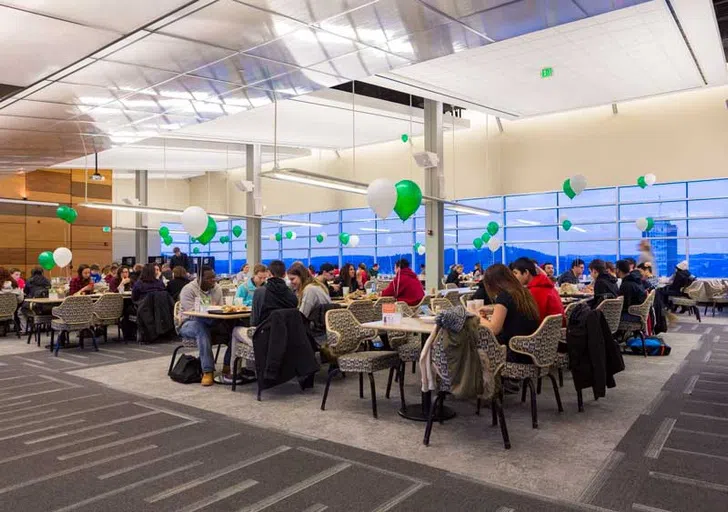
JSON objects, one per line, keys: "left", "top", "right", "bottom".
{"left": 136, "top": 291, "right": 175, "bottom": 343}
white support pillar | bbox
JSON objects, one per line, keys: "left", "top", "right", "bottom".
{"left": 424, "top": 99, "right": 444, "bottom": 293}
{"left": 134, "top": 169, "right": 148, "bottom": 263}
{"left": 245, "top": 144, "right": 262, "bottom": 265}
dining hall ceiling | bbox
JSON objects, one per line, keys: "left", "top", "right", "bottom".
{"left": 0, "top": 0, "right": 651, "bottom": 174}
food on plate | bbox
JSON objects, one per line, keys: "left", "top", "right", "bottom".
{"left": 221, "top": 305, "right": 250, "bottom": 313}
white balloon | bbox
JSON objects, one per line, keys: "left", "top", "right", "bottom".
{"left": 348, "top": 235, "right": 360, "bottom": 248}
{"left": 570, "top": 174, "right": 587, "bottom": 195}
{"left": 635, "top": 217, "right": 648, "bottom": 231}
{"left": 320, "top": 232, "right": 327, "bottom": 240}
{"left": 487, "top": 237, "right": 502, "bottom": 252}
{"left": 559, "top": 214, "right": 569, "bottom": 223}
{"left": 268, "top": 233, "right": 276, "bottom": 241}
{"left": 53, "top": 247, "right": 72, "bottom": 268}
{"left": 417, "top": 244, "right": 426, "bottom": 255}
{"left": 645, "top": 173, "right": 657, "bottom": 186}
{"left": 366, "top": 178, "right": 397, "bottom": 219}
{"left": 290, "top": 232, "right": 297, "bottom": 240}
{"left": 181, "top": 206, "right": 208, "bottom": 237}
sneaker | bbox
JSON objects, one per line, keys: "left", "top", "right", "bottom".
{"left": 222, "top": 364, "right": 231, "bottom": 375}
{"left": 221, "top": 374, "right": 235, "bottom": 385}
{"left": 201, "top": 372, "right": 214, "bottom": 386}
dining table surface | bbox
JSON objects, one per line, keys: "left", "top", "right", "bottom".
{"left": 361, "top": 317, "right": 436, "bottom": 334}
{"left": 25, "top": 292, "right": 132, "bottom": 304}
{"left": 184, "top": 309, "right": 251, "bottom": 320}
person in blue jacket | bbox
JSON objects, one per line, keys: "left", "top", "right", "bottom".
{"left": 235, "top": 263, "right": 268, "bottom": 306}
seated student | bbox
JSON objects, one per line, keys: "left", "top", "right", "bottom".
{"left": 605, "top": 261, "right": 617, "bottom": 278}
{"left": 288, "top": 261, "right": 331, "bottom": 319}
{"left": 166, "top": 265, "right": 190, "bottom": 302}
{"left": 616, "top": 259, "right": 647, "bottom": 321}
{"left": 160, "top": 263, "right": 173, "bottom": 281}
{"left": 445, "top": 264, "right": 464, "bottom": 285}
{"left": 235, "top": 263, "right": 267, "bottom": 306}
{"left": 338, "top": 263, "right": 361, "bottom": 294}
{"left": 381, "top": 259, "right": 424, "bottom": 306}
{"left": 235, "top": 263, "right": 250, "bottom": 284}
{"left": 637, "top": 262, "right": 658, "bottom": 291}
{"left": 369, "top": 263, "right": 380, "bottom": 279}
{"left": 10, "top": 268, "right": 25, "bottom": 290}
{"left": 89, "top": 264, "right": 102, "bottom": 283}
{"left": 104, "top": 264, "right": 118, "bottom": 286}
{"left": 472, "top": 262, "right": 483, "bottom": 280}
{"left": 478, "top": 264, "right": 540, "bottom": 365}
{"left": 541, "top": 262, "right": 557, "bottom": 283}
{"left": 251, "top": 260, "right": 297, "bottom": 326}
{"left": 131, "top": 263, "right": 166, "bottom": 302}
{"left": 471, "top": 278, "right": 493, "bottom": 305}
{"left": 665, "top": 261, "right": 694, "bottom": 298}
{"left": 588, "top": 259, "right": 619, "bottom": 307}
{"left": 69, "top": 265, "right": 95, "bottom": 296}
{"left": 110, "top": 266, "right": 132, "bottom": 293}
{"left": 356, "top": 263, "right": 369, "bottom": 289}
{"left": 510, "top": 257, "right": 564, "bottom": 321}
{"left": 18, "top": 267, "right": 49, "bottom": 332}
{"left": 129, "top": 264, "right": 144, "bottom": 287}
{"left": 178, "top": 266, "right": 227, "bottom": 386}
{"left": 557, "top": 259, "right": 584, "bottom": 286}
{"left": 318, "top": 263, "right": 342, "bottom": 298}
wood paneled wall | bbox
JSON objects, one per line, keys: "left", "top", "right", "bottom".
{"left": 0, "top": 169, "right": 113, "bottom": 278}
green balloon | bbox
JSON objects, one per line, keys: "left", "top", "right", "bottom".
{"left": 401, "top": 133, "right": 409, "bottom": 143}
{"left": 487, "top": 221, "right": 499, "bottom": 236}
{"left": 473, "top": 238, "right": 483, "bottom": 250}
{"left": 413, "top": 242, "right": 421, "bottom": 252}
{"left": 393, "top": 180, "right": 422, "bottom": 221}
{"left": 339, "top": 233, "right": 350, "bottom": 245}
{"left": 38, "top": 251, "right": 55, "bottom": 271}
{"left": 192, "top": 247, "right": 200, "bottom": 254}
{"left": 196, "top": 216, "right": 217, "bottom": 245}
{"left": 563, "top": 179, "right": 576, "bottom": 199}
{"left": 285, "top": 231, "right": 293, "bottom": 239}
{"left": 65, "top": 208, "right": 78, "bottom": 224}
{"left": 637, "top": 176, "right": 647, "bottom": 189}
{"left": 56, "top": 205, "right": 70, "bottom": 221}
{"left": 162, "top": 236, "right": 173, "bottom": 246}
{"left": 316, "top": 234, "right": 324, "bottom": 243}
{"left": 219, "top": 236, "right": 225, "bottom": 244}
{"left": 275, "top": 232, "right": 282, "bottom": 242}
{"left": 159, "top": 226, "right": 170, "bottom": 237}
{"left": 562, "top": 219, "right": 572, "bottom": 231}
{"left": 646, "top": 217, "right": 655, "bottom": 231}
{"left": 480, "top": 232, "right": 490, "bottom": 244}
{"left": 232, "top": 225, "right": 243, "bottom": 238}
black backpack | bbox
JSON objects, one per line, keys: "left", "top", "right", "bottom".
{"left": 169, "top": 354, "right": 202, "bottom": 384}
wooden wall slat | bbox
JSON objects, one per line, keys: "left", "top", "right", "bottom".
{"left": 71, "top": 182, "right": 112, "bottom": 201}
{"left": 0, "top": 223, "right": 26, "bottom": 248}
{"left": 26, "top": 170, "right": 70, "bottom": 194}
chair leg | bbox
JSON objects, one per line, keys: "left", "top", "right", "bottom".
{"left": 54, "top": 331, "right": 63, "bottom": 357}
{"left": 103, "top": 326, "right": 108, "bottom": 344}
{"left": 231, "top": 356, "right": 240, "bottom": 392}
{"left": 476, "top": 398, "right": 481, "bottom": 416}
{"left": 214, "top": 343, "right": 221, "bottom": 363}
{"left": 368, "top": 373, "right": 378, "bottom": 418}
{"left": 411, "top": 361, "right": 416, "bottom": 374}
{"left": 520, "top": 380, "right": 527, "bottom": 403}
{"left": 491, "top": 397, "right": 497, "bottom": 426}
{"left": 577, "top": 388, "right": 584, "bottom": 412}
{"left": 359, "top": 373, "right": 364, "bottom": 398}
{"left": 495, "top": 397, "right": 511, "bottom": 450}
{"left": 320, "top": 369, "right": 338, "bottom": 411}
{"left": 694, "top": 306, "right": 701, "bottom": 323}
{"left": 525, "top": 377, "right": 538, "bottom": 428}
{"left": 547, "top": 374, "right": 564, "bottom": 413}
{"left": 423, "top": 392, "right": 442, "bottom": 446}
{"left": 558, "top": 369, "right": 564, "bottom": 388}
{"left": 398, "top": 362, "right": 407, "bottom": 413}
{"left": 26, "top": 323, "right": 33, "bottom": 344}
{"left": 36, "top": 326, "right": 41, "bottom": 347}
{"left": 639, "top": 330, "right": 647, "bottom": 358}
{"left": 89, "top": 329, "right": 98, "bottom": 352}
{"left": 385, "top": 366, "right": 395, "bottom": 399}
{"left": 536, "top": 377, "right": 542, "bottom": 395}
{"left": 50, "top": 329, "right": 55, "bottom": 353}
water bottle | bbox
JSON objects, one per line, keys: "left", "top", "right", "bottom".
{"left": 193, "top": 296, "right": 201, "bottom": 312}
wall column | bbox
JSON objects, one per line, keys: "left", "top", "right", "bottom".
{"left": 134, "top": 169, "right": 148, "bottom": 263}
{"left": 424, "top": 99, "right": 444, "bottom": 293}
{"left": 245, "top": 144, "right": 262, "bottom": 265}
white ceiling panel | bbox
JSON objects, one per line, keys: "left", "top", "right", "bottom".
{"left": 245, "top": 27, "right": 363, "bottom": 68}
{"left": 388, "top": 1, "right": 708, "bottom": 117}
{"left": 0, "top": 6, "right": 118, "bottom": 87}
{"left": 240, "top": 0, "right": 376, "bottom": 25}
{"left": 59, "top": 60, "right": 179, "bottom": 93}
{"left": 190, "top": 54, "right": 300, "bottom": 87}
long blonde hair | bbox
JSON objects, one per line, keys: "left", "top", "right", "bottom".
{"left": 287, "top": 261, "right": 327, "bottom": 302}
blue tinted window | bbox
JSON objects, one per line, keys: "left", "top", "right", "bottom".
{"left": 562, "top": 205, "right": 616, "bottom": 223}
{"left": 689, "top": 199, "right": 728, "bottom": 218}
{"left": 619, "top": 220, "right": 686, "bottom": 239}
{"left": 558, "top": 241, "right": 617, "bottom": 273}
{"left": 560, "top": 223, "right": 616, "bottom": 241}
{"left": 505, "top": 208, "right": 556, "bottom": 226}
{"left": 619, "top": 239, "right": 685, "bottom": 278}
{"left": 688, "top": 239, "right": 728, "bottom": 277}
{"left": 558, "top": 188, "right": 616, "bottom": 207}
{"left": 505, "top": 226, "right": 556, "bottom": 242}
{"left": 620, "top": 183, "right": 685, "bottom": 203}
{"left": 620, "top": 201, "right": 685, "bottom": 222}
{"left": 505, "top": 192, "right": 555, "bottom": 210}
{"left": 688, "top": 179, "right": 728, "bottom": 199}
{"left": 504, "top": 242, "right": 557, "bottom": 268}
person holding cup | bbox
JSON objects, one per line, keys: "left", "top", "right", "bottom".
{"left": 339, "top": 263, "right": 361, "bottom": 296}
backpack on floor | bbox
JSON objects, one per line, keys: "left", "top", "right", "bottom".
{"left": 169, "top": 354, "right": 202, "bottom": 384}
{"left": 625, "top": 336, "right": 671, "bottom": 356}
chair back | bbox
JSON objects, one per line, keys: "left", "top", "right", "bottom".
{"left": 627, "top": 290, "right": 655, "bottom": 328}
{"left": 509, "top": 315, "right": 563, "bottom": 367}
{"left": 395, "top": 301, "right": 416, "bottom": 318}
{"left": 416, "top": 294, "right": 433, "bottom": 309}
{"left": 0, "top": 293, "right": 17, "bottom": 318}
{"left": 348, "top": 299, "right": 376, "bottom": 324}
{"left": 373, "top": 296, "right": 395, "bottom": 320}
{"left": 563, "top": 300, "right": 583, "bottom": 325}
{"left": 459, "top": 292, "right": 474, "bottom": 308}
{"left": 441, "top": 277, "right": 447, "bottom": 288}
{"left": 444, "top": 290, "right": 460, "bottom": 307}
{"left": 431, "top": 297, "right": 454, "bottom": 312}
{"left": 325, "top": 308, "right": 370, "bottom": 355}
{"left": 596, "top": 296, "right": 624, "bottom": 335}
{"left": 375, "top": 280, "right": 391, "bottom": 293}
{"left": 92, "top": 293, "right": 124, "bottom": 321}
{"left": 444, "top": 283, "right": 458, "bottom": 290}
{"left": 683, "top": 280, "right": 704, "bottom": 300}
{"left": 55, "top": 296, "right": 94, "bottom": 325}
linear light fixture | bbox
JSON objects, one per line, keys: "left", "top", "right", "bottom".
{"left": 572, "top": 226, "right": 587, "bottom": 233}
{"left": 0, "top": 197, "right": 59, "bottom": 207}
{"left": 360, "top": 227, "right": 391, "bottom": 233}
{"left": 80, "top": 202, "right": 229, "bottom": 220}
{"left": 265, "top": 170, "right": 367, "bottom": 195}
{"left": 516, "top": 219, "right": 541, "bottom": 226}
{"left": 276, "top": 220, "right": 324, "bottom": 227}
{"left": 445, "top": 205, "right": 491, "bottom": 217}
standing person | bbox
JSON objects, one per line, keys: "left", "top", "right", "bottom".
{"left": 445, "top": 264, "right": 464, "bottom": 285}
{"left": 110, "top": 266, "right": 132, "bottom": 293}
{"left": 541, "top": 263, "right": 557, "bottom": 283}
{"left": 287, "top": 261, "right": 331, "bottom": 319}
{"left": 380, "top": 259, "right": 424, "bottom": 306}
{"left": 166, "top": 266, "right": 189, "bottom": 302}
{"left": 9, "top": 268, "right": 25, "bottom": 290}
{"left": 251, "top": 260, "right": 297, "bottom": 326}
{"left": 356, "top": 263, "right": 369, "bottom": 289}
{"left": 69, "top": 265, "right": 95, "bottom": 296}
{"left": 637, "top": 240, "right": 656, "bottom": 272}
{"left": 235, "top": 263, "right": 268, "bottom": 307}
{"left": 369, "top": 263, "right": 380, "bottom": 279}
{"left": 178, "top": 266, "right": 227, "bottom": 386}
{"left": 588, "top": 259, "right": 619, "bottom": 307}
{"left": 132, "top": 263, "right": 166, "bottom": 303}
{"left": 170, "top": 247, "right": 191, "bottom": 273}
{"left": 478, "top": 264, "right": 540, "bottom": 365}
{"left": 616, "top": 259, "right": 647, "bottom": 321}
{"left": 89, "top": 264, "right": 102, "bottom": 283}
{"left": 339, "top": 263, "right": 361, "bottom": 294}
{"left": 557, "top": 259, "right": 585, "bottom": 286}
{"left": 509, "top": 257, "right": 564, "bottom": 321}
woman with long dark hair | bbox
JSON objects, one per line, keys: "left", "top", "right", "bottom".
{"left": 479, "top": 264, "right": 540, "bottom": 363}
{"left": 339, "top": 263, "right": 360, "bottom": 293}
{"left": 69, "top": 264, "right": 95, "bottom": 296}
{"left": 287, "top": 261, "right": 331, "bottom": 319}
{"left": 131, "top": 263, "right": 165, "bottom": 302}
{"left": 110, "top": 266, "right": 132, "bottom": 293}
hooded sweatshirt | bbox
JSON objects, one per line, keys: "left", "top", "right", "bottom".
{"left": 381, "top": 267, "right": 425, "bottom": 306}
{"left": 527, "top": 274, "right": 564, "bottom": 321}
{"left": 24, "top": 272, "right": 51, "bottom": 298}
{"left": 593, "top": 273, "right": 619, "bottom": 304}
{"left": 619, "top": 270, "right": 647, "bottom": 312}
{"left": 251, "top": 277, "right": 298, "bottom": 326}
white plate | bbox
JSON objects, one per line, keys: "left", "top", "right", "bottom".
{"left": 419, "top": 316, "right": 437, "bottom": 324}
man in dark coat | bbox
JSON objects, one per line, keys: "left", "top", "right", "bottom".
{"left": 170, "top": 247, "right": 192, "bottom": 273}
{"left": 616, "top": 259, "right": 647, "bottom": 321}
{"left": 251, "top": 260, "right": 297, "bottom": 326}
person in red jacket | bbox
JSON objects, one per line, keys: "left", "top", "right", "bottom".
{"left": 510, "top": 257, "right": 564, "bottom": 321}
{"left": 381, "top": 259, "right": 424, "bottom": 306}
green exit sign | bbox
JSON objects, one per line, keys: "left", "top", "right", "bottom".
{"left": 541, "top": 67, "right": 553, "bottom": 78}
{"left": 102, "top": 226, "right": 111, "bottom": 233}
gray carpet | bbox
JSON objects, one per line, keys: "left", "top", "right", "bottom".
{"left": 585, "top": 322, "right": 728, "bottom": 512}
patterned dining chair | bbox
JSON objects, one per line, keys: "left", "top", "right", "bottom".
{"left": 50, "top": 296, "right": 96, "bottom": 356}
{"left": 320, "top": 309, "right": 399, "bottom": 418}
{"left": 444, "top": 283, "right": 458, "bottom": 290}
{"left": 444, "top": 290, "right": 460, "bottom": 308}
{"left": 618, "top": 290, "right": 655, "bottom": 357}
{"left": 430, "top": 298, "right": 454, "bottom": 312}
{"left": 347, "top": 300, "right": 377, "bottom": 324}
{"left": 459, "top": 292, "right": 475, "bottom": 308}
{"left": 552, "top": 300, "right": 584, "bottom": 388}
{"left": 424, "top": 326, "right": 511, "bottom": 449}
{"left": 500, "top": 315, "right": 564, "bottom": 429}
{"left": 26, "top": 301, "right": 53, "bottom": 347}
{"left": 416, "top": 294, "right": 434, "bottom": 309}
{"left": 169, "top": 301, "right": 223, "bottom": 376}
{"left": 373, "top": 296, "right": 395, "bottom": 319}
{"left": 391, "top": 301, "right": 421, "bottom": 380}
{"left": 596, "top": 297, "right": 625, "bottom": 337}
{"left": 0, "top": 293, "right": 18, "bottom": 337}
{"left": 92, "top": 293, "right": 124, "bottom": 344}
